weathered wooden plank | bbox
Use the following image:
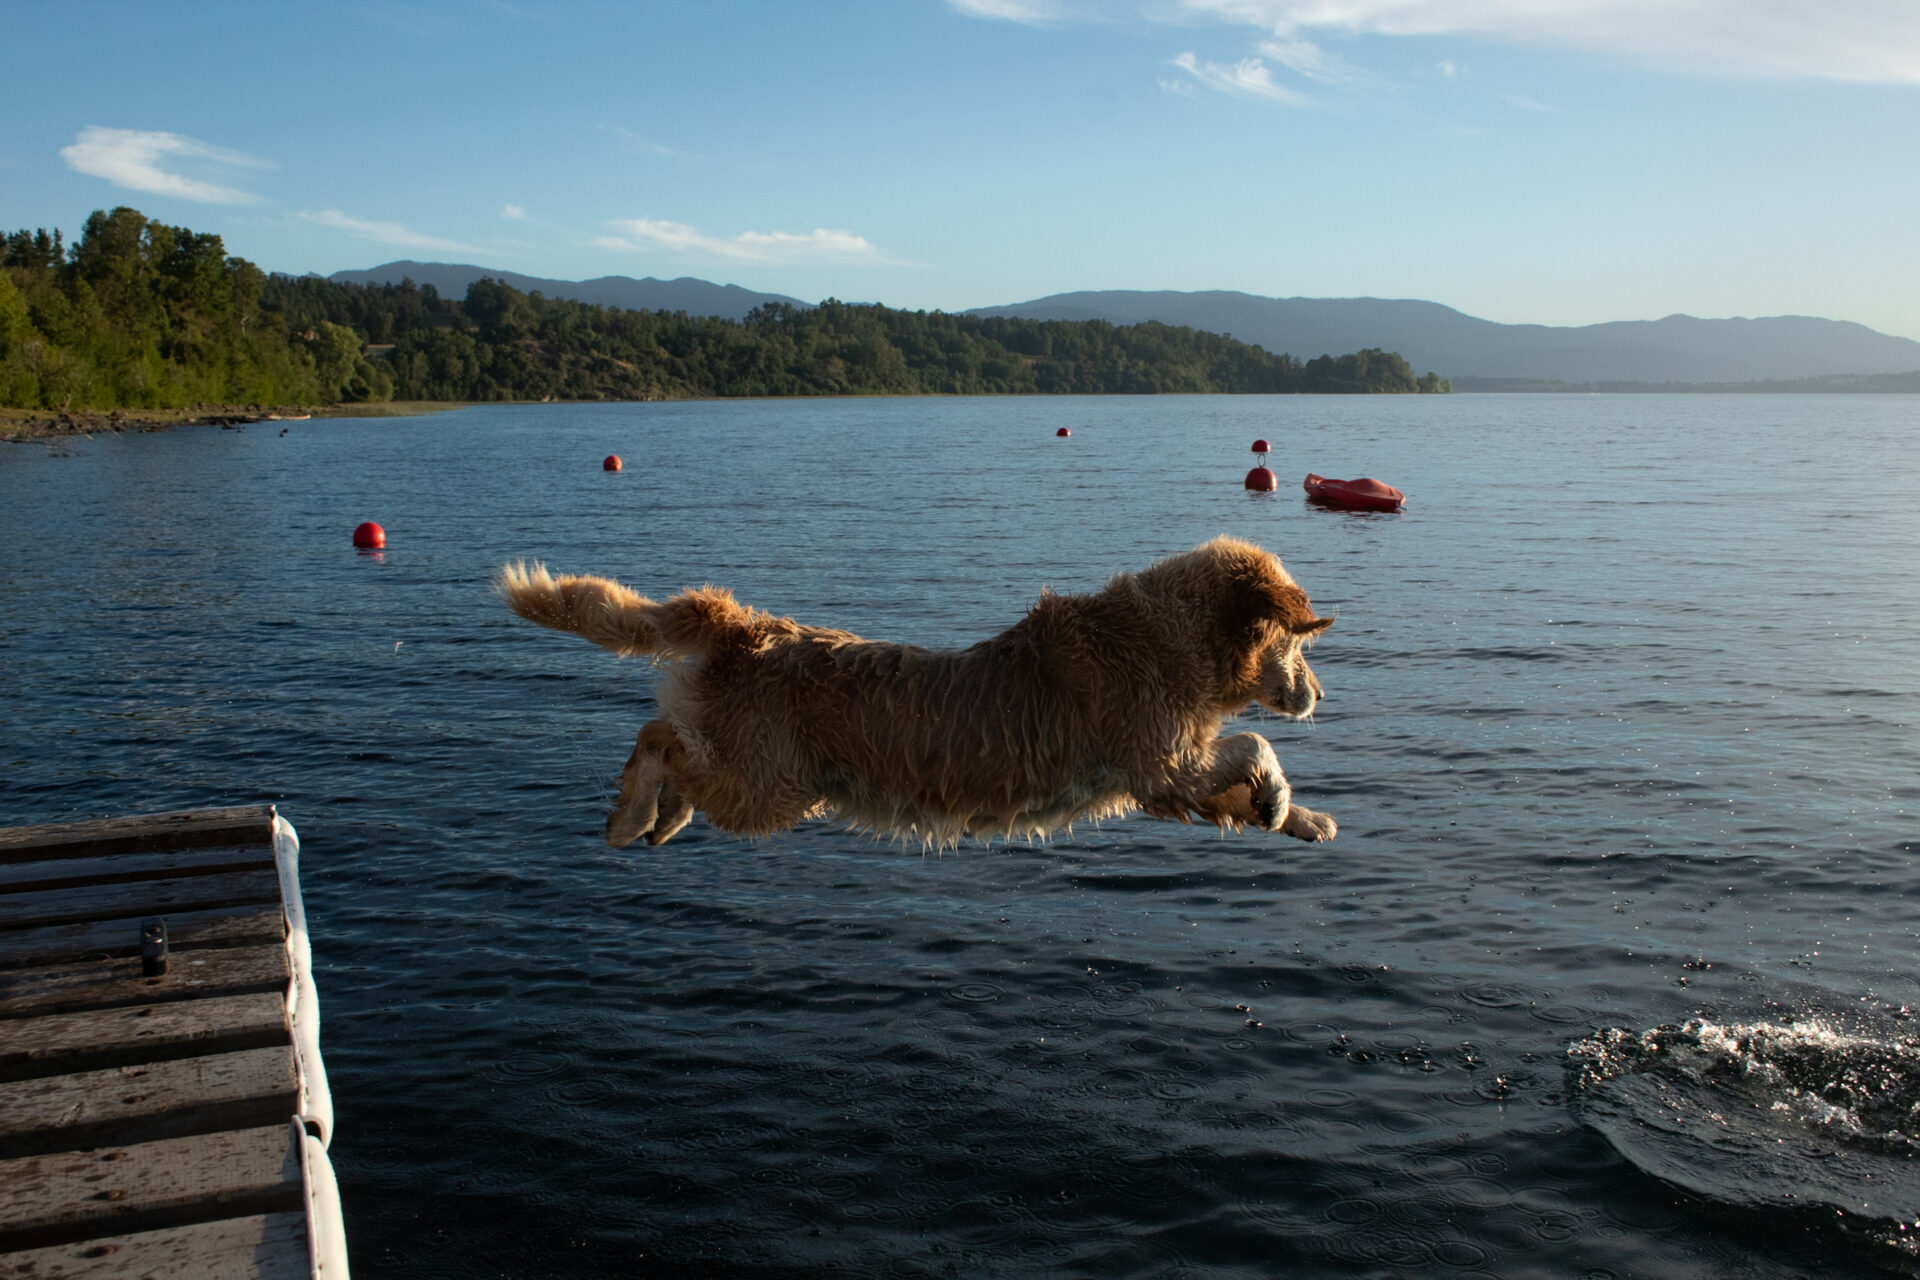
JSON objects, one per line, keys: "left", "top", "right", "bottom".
{"left": 0, "top": 869, "right": 282, "bottom": 932}
{"left": 0, "top": 1211, "right": 309, "bottom": 1278}
{"left": 0, "top": 992, "right": 289, "bottom": 1084}
{"left": 0, "top": 1125, "right": 299, "bottom": 1253}
{"left": 0, "top": 806, "right": 277, "bottom": 864}
{"left": 0, "top": 808, "right": 278, "bottom": 869}
{"left": 0, "top": 1047, "right": 299, "bottom": 1159}
{"left": 0, "top": 944, "right": 288, "bottom": 1022}
{"left": 0, "top": 905, "right": 285, "bottom": 973}
{"left": 0, "top": 844, "right": 276, "bottom": 894}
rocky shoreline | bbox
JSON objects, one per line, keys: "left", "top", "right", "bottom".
{"left": 0, "top": 406, "right": 320, "bottom": 442}
{"left": 1, "top": 402, "right": 461, "bottom": 443}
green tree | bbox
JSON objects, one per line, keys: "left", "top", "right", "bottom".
{"left": 0, "top": 270, "right": 35, "bottom": 358}
{"left": 308, "top": 321, "right": 366, "bottom": 401}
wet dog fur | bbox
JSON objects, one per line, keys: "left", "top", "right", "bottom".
{"left": 496, "top": 537, "right": 1337, "bottom": 849}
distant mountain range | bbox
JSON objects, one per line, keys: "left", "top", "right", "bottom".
{"left": 326, "top": 261, "right": 807, "bottom": 322}
{"left": 968, "top": 291, "right": 1920, "bottom": 386}
{"left": 325, "top": 264, "right": 1920, "bottom": 385}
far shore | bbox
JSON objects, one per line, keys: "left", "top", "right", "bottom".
{"left": 0, "top": 401, "right": 466, "bottom": 443}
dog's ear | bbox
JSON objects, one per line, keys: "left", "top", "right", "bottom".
{"left": 1218, "top": 570, "right": 1313, "bottom": 642}
{"left": 1258, "top": 577, "right": 1327, "bottom": 636}
{"left": 1196, "top": 541, "right": 1326, "bottom": 648}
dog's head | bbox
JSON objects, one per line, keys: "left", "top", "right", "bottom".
{"left": 1144, "top": 537, "right": 1331, "bottom": 718}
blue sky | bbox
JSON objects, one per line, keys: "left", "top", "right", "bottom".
{"left": 4, "top": 1, "right": 1916, "bottom": 338}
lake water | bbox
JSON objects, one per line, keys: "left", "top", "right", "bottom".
{"left": 3, "top": 393, "right": 1918, "bottom": 1278}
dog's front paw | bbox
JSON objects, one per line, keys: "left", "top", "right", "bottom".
{"left": 1252, "top": 791, "right": 1282, "bottom": 829}
{"left": 1279, "top": 805, "right": 1337, "bottom": 843}
{"left": 1248, "top": 776, "right": 1293, "bottom": 831}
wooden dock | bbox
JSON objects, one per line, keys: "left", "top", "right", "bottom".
{"left": 0, "top": 805, "right": 348, "bottom": 1278}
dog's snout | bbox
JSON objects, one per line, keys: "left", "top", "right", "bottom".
{"left": 1296, "top": 660, "right": 1324, "bottom": 706}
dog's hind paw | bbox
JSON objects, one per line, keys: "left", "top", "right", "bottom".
{"left": 647, "top": 790, "right": 695, "bottom": 846}
{"left": 607, "top": 807, "right": 655, "bottom": 848}
{"left": 1280, "top": 805, "right": 1337, "bottom": 843}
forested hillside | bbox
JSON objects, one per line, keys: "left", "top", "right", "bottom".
{"left": 1, "top": 208, "right": 1448, "bottom": 412}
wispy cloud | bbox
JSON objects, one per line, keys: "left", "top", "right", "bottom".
{"left": 1173, "top": 0, "right": 1920, "bottom": 84}
{"left": 1257, "top": 34, "right": 1368, "bottom": 84}
{"left": 945, "top": 0, "right": 1083, "bottom": 23}
{"left": 501, "top": 203, "right": 527, "bottom": 220}
{"left": 60, "top": 126, "right": 270, "bottom": 204}
{"left": 297, "top": 209, "right": 479, "bottom": 254}
{"left": 1500, "top": 91, "right": 1553, "bottom": 111}
{"left": 958, "top": 1, "right": 1920, "bottom": 85}
{"left": 601, "top": 218, "right": 890, "bottom": 264}
{"left": 1170, "top": 50, "right": 1317, "bottom": 105}
{"left": 599, "top": 123, "right": 681, "bottom": 158}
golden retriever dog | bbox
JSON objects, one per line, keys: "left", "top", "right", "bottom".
{"left": 496, "top": 537, "right": 1337, "bottom": 849}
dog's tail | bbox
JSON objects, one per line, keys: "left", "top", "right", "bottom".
{"left": 496, "top": 562, "right": 662, "bottom": 656}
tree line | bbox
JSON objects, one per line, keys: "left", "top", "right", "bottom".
{"left": 2, "top": 207, "right": 1450, "bottom": 411}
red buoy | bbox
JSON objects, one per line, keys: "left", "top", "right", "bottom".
{"left": 1244, "top": 467, "right": 1278, "bottom": 491}
{"left": 1056, "top": 428, "right": 1071, "bottom": 437}
{"left": 352, "top": 521, "right": 386, "bottom": 549}
{"left": 1251, "top": 438, "right": 1271, "bottom": 454}
{"left": 603, "top": 455, "right": 623, "bottom": 471}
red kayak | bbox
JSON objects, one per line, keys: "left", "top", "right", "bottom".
{"left": 1303, "top": 473, "right": 1405, "bottom": 512}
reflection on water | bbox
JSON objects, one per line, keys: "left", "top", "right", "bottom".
{"left": 3, "top": 394, "right": 1920, "bottom": 1278}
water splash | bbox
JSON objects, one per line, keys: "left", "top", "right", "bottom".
{"left": 1570, "top": 1000, "right": 1920, "bottom": 1267}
